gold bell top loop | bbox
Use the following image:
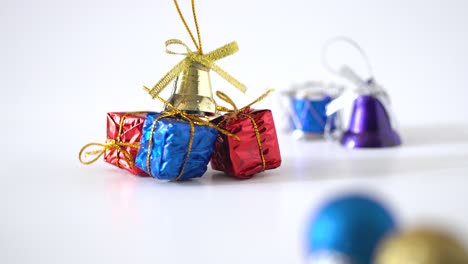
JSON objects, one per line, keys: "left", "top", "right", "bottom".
{"left": 173, "top": 0, "right": 203, "bottom": 54}
{"left": 144, "top": 0, "right": 247, "bottom": 100}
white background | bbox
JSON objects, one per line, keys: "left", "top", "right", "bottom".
{"left": 1, "top": 0, "right": 468, "bottom": 263}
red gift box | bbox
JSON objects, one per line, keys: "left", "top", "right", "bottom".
{"left": 79, "top": 112, "right": 149, "bottom": 176}
{"left": 104, "top": 112, "right": 149, "bottom": 176}
{"left": 211, "top": 107, "right": 282, "bottom": 179}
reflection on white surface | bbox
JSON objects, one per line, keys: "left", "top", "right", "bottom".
{"left": 107, "top": 175, "right": 140, "bottom": 230}
{"left": 2, "top": 125, "right": 468, "bottom": 264}
{"left": 308, "top": 251, "right": 352, "bottom": 264}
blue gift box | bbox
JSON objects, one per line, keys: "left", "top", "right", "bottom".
{"left": 135, "top": 112, "right": 218, "bottom": 181}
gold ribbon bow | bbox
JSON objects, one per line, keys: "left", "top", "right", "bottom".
{"left": 216, "top": 89, "right": 274, "bottom": 115}
{"left": 215, "top": 89, "right": 275, "bottom": 172}
{"left": 79, "top": 112, "right": 144, "bottom": 167}
{"left": 146, "top": 95, "right": 238, "bottom": 181}
{"left": 79, "top": 140, "right": 139, "bottom": 166}
{"left": 143, "top": 0, "right": 247, "bottom": 98}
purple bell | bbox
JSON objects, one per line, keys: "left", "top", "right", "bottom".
{"left": 341, "top": 94, "right": 401, "bottom": 148}
{"left": 322, "top": 37, "right": 402, "bottom": 148}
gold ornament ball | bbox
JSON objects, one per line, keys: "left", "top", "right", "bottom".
{"left": 375, "top": 228, "right": 468, "bottom": 264}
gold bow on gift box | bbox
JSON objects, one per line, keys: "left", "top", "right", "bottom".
{"left": 144, "top": 96, "right": 238, "bottom": 181}
{"left": 79, "top": 112, "right": 145, "bottom": 167}
{"left": 144, "top": 0, "right": 247, "bottom": 115}
{"left": 215, "top": 89, "right": 275, "bottom": 171}
{"left": 79, "top": 140, "right": 139, "bottom": 166}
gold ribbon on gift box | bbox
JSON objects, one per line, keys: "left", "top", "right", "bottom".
{"left": 215, "top": 89, "right": 275, "bottom": 172}
{"left": 146, "top": 96, "right": 239, "bottom": 181}
{"left": 143, "top": 0, "right": 247, "bottom": 98}
{"left": 79, "top": 112, "right": 145, "bottom": 167}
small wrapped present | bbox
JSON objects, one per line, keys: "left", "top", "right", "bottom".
{"left": 279, "top": 81, "right": 342, "bottom": 139}
{"left": 79, "top": 112, "right": 150, "bottom": 176}
{"left": 136, "top": 0, "right": 248, "bottom": 180}
{"left": 211, "top": 90, "right": 282, "bottom": 179}
{"left": 135, "top": 110, "right": 220, "bottom": 181}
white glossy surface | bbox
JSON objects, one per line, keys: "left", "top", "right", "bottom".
{"left": 2, "top": 126, "right": 468, "bottom": 264}
{"left": 3, "top": 0, "right": 468, "bottom": 263}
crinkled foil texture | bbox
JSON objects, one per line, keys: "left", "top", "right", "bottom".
{"left": 104, "top": 112, "right": 149, "bottom": 176}
{"left": 211, "top": 108, "right": 282, "bottom": 179}
{"left": 135, "top": 112, "right": 218, "bottom": 180}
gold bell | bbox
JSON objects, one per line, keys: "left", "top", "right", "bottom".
{"left": 166, "top": 62, "right": 217, "bottom": 116}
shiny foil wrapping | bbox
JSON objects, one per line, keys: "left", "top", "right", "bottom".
{"left": 135, "top": 112, "right": 218, "bottom": 180}
{"left": 167, "top": 62, "right": 217, "bottom": 115}
{"left": 340, "top": 95, "right": 402, "bottom": 148}
{"left": 211, "top": 107, "right": 282, "bottom": 179}
{"left": 291, "top": 96, "right": 335, "bottom": 134}
{"left": 105, "top": 112, "right": 149, "bottom": 176}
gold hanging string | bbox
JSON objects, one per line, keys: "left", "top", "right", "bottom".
{"left": 215, "top": 89, "right": 275, "bottom": 172}
{"left": 191, "top": 0, "right": 203, "bottom": 54}
{"left": 79, "top": 112, "right": 146, "bottom": 166}
{"left": 145, "top": 0, "right": 247, "bottom": 99}
{"left": 145, "top": 95, "right": 239, "bottom": 181}
{"left": 173, "top": 0, "right": 201, "bottom": 53}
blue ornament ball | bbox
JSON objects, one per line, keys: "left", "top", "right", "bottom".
{"left": 306, "top": 194, "right": 397, "bottom": 264}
